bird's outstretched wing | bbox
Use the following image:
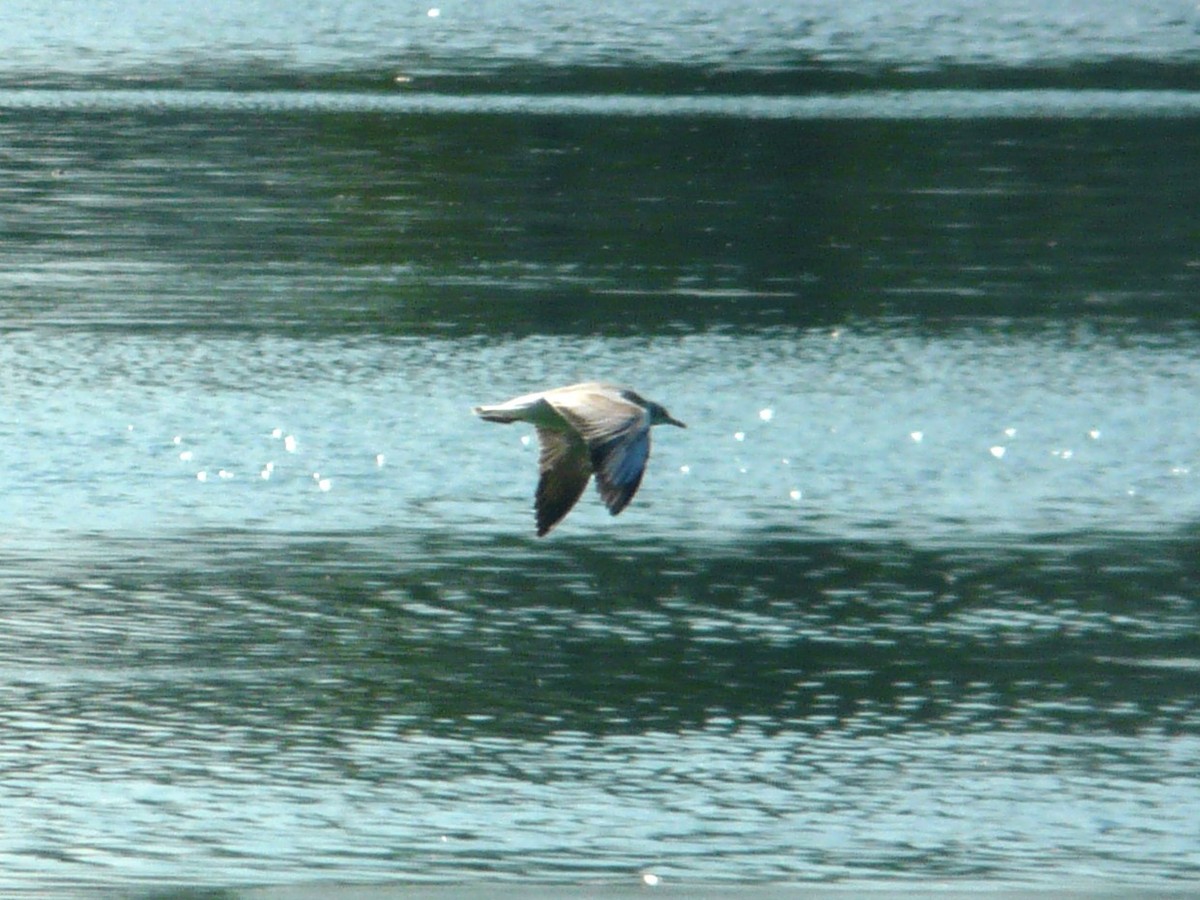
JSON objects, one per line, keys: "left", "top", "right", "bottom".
{"left": 549, "top": 391, "right": 652, "bottom": 517}
{"left": 534, "top": 427, "right": 592, "bottom": 536}
{"left": 590, "top": 427, "right": 650, "bottom": 515}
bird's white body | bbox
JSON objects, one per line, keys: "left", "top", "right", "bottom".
{"left": 474, "top": 382, "right": 685, "bottom": 536}
{"left": 475, "top": 388, "right": 632, "bottom": 430}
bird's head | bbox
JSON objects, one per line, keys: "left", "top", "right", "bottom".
{"left": 647, "top": 402, "right": 686, "bottom": 429}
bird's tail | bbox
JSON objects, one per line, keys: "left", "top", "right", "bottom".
{"left": 473, "top": 405, "right": 522, "bottom": 423}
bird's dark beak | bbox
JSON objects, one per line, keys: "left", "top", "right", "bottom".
{"left": 666, "top": 415, "right": 686, "bottom": 428}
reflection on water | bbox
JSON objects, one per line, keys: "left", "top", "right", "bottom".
{"left": 2, "top": 104, "right": 1198, "bottom": 337}
{"left": 1, "top": 0, "right": 1198, "bottom": 87}
{"left": 2, "top": 323, "right": 1199, "bottom": 543}
{"left": 1, "top": 531, "right": 1198, "bottom": 887}
{"left": 7, "top": 88, "right": 1200, "bottom": 119}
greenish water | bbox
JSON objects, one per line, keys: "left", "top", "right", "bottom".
{"left": 2, "top": 1, "right": 1200, "bottom": 894}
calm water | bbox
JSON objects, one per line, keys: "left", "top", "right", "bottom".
{"left": 2, "top": 1, "right": 1200, "bottom": 895}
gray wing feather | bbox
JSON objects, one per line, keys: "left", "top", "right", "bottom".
{"left": 548, "top": 391, "right": 652, "bottom": 517}
{"left": 591, "top": 428, "right": 650, "bottom": 515}
{"left": 534, "top": 427, "right": 592, "bottom": 536}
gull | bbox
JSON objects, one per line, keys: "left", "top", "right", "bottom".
{"left": 473, "top": 382, "right": 686, "bottom": 536}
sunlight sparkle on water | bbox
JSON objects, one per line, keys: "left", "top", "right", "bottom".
{"left": 990, "top": 446, "right": 1006, "bottom": 459}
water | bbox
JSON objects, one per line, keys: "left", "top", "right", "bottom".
{"left": 2, "top": 1, "right": 1200, "bottom": 894}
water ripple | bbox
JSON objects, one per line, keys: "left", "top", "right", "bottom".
{"left": 2, "top": 88, "right": 1200, "bottom": 120}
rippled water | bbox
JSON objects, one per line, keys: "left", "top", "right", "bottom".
{"left": 2, "top": 0, "right": 1200, "bottom": 895}
{"left": 4, "top": 528, "right": 1200, "bottom": 890}
{"left": 3, "top": 324, "right": 1200, "bottom": 542}
{"left": 2, "top": 0, "right": 1198, "bottom": 81}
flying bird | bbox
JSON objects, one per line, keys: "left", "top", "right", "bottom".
{"left": 473, "top": 382, "right": 686, "bottom": 536}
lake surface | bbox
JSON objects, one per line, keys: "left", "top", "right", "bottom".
{"left": 1, "top": 1, "right": 1199, "bottom": 895}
